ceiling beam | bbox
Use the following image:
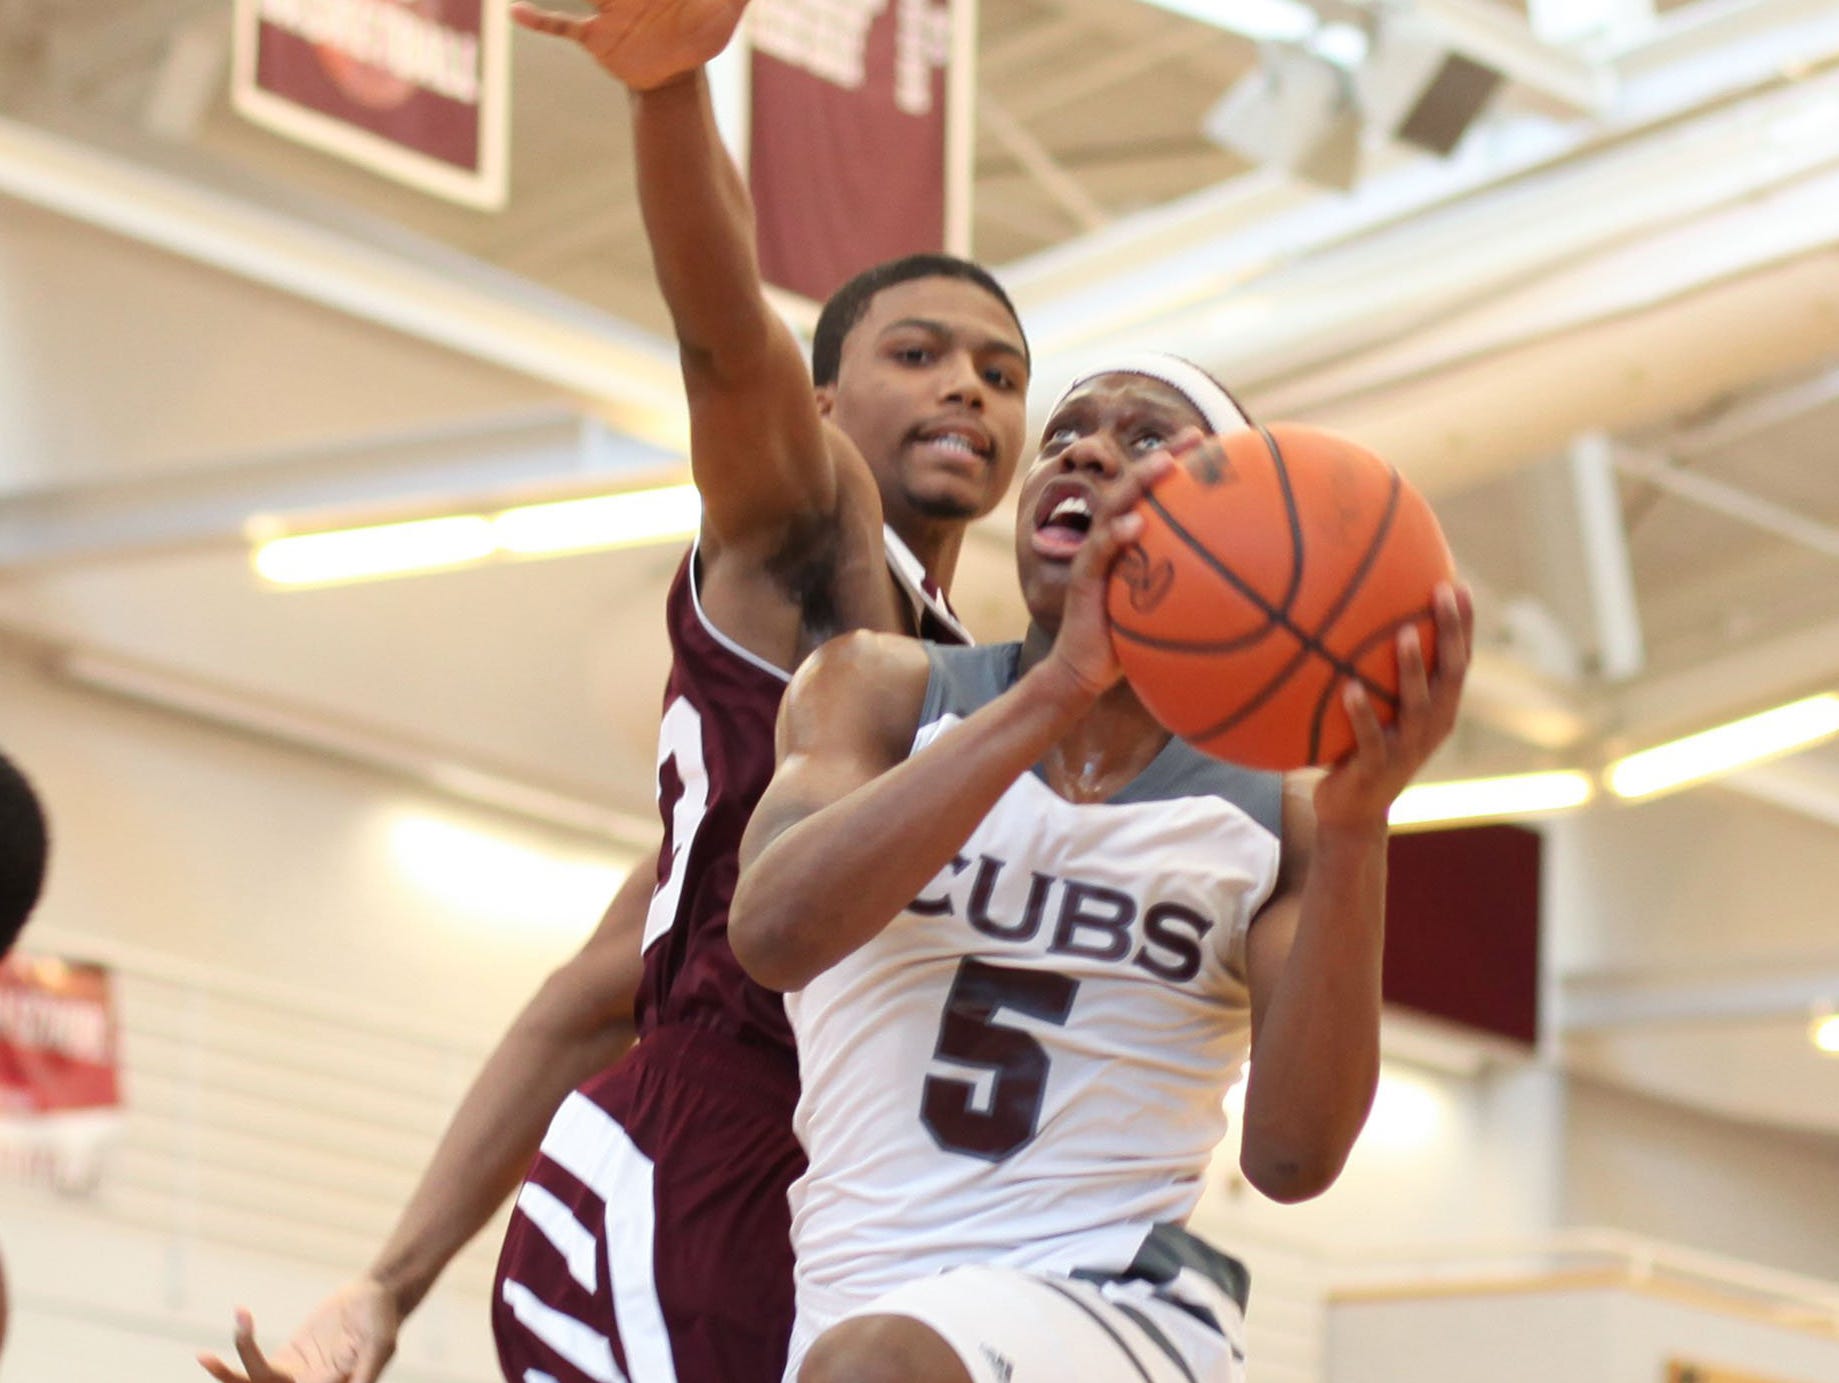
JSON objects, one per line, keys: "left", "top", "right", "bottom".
{"left": 53, "top": 644, "right": 657, "bottom": 849}
{"left": 1726, "top": 756, "right": 1839, "bottom": 832}
{"left": 1615, "top": 448, "right": 1839, "bottom": 565}
{"left": 1559, "top": 959, "right": 1839, "bottom": 1030}
{"left": 1100, "top": 77, "right": 1839, "bottom": 392}
{"left": 0, "top": 410, "right": 680, "bottom": 568}
{"left": 1406, "top": 0, "right": 1615, "bottom": 110}
{"left": 1568, "top": 434, "right": 1646, "bottom": 682}
{"left": 978, "top": 96, "right": 1110, "bottom": 235}
{"left": 1661, "top": 360, "right": 1839, "bottom": 458}
{"left": 1005, "top": 26, "right": 1218, "bottom": 123}
{"left": 1605, "top": 613, "right": 1839, "bottom": 747}
{"left": 141, "top": 8, "right": 229, "bottom": 141}
{"left": 0, "top": 114, "right": 687, "bottom": 448}
{"left": 1008, "top": 0, "right": 1839, "bottom": 359}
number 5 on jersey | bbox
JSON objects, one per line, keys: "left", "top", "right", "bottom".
{"left": 921, "top": 958, "right": 1080, "bottom": 1162}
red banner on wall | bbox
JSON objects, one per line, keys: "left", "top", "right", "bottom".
{"left": 232, "top": 0, "right": 510, "bottom": 208}
{"left": 747, "top": 0, "right": 971, "bottom": 303}
{"left": 0, "top": 955, "right": 123, "bottom": 1193}
{"left": 1384, "top": 824, "right": 1542, "bottom": 1049}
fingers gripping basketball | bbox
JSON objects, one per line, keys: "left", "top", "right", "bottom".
{"left": 1106, "top": 425, "right": 1455, "bottom": 771}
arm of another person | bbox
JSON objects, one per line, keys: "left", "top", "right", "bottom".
{"left": 1236, "top": 586, "right": 1472, "bottom": 1204}
{"left": 513, "top": 0, "right": 854, "bottom": 557}
{"left": 730, "top": 468, "right": 1166, "bottom": 992}
{"left": 198, "top": 844, "right": 660, "bottom": 1383}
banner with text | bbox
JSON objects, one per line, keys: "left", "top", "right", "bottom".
{"left": 748, "top": 0, "right": 972, "bottom": 304}
{"left": 0, "top": 954, "right": 124, "bottom": 1194}
{"left": 232, "top": 0, "right": 510, "bottom": 208}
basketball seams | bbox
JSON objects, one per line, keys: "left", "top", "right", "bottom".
{"left": 1290, "top": 456, "right": 1404, "bottom": 761}
{"left": 1303, "top": 607, "right": 1435, "bottom": 764}
{"left": 1128, "top": 427, "right": 1305, "bottom": 642}
{"left": 1110, "top": 422, "right": 1451, "bottom": 770}
{"left": 1146, "top": 448, "right": 1408, "bottom": 753}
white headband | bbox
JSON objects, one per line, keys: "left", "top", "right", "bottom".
{"left": 1057, "top": 352, "right": 1253, "bottom": 438}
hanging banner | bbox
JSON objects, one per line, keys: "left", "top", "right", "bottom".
{"left": 231, "top": 0, "right": 510, "bottom": 209}
{"left": 0, "top": 955, "right": 123, "bottom": 1194}
{"left": 1385, "top": 824, "right": 1541, "bottom": 1048}
{"left": 747, "top": 0, "right": 974, "bottom": 304}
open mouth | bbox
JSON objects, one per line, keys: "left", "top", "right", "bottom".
{"left": 1031, "top": 478, "right": 1095, "bottom": 559}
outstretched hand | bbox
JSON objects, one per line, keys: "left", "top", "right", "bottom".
{"left": 1043, "top": 436, "right": 1204, "bottom": 701}
{"left": 198, "top": 1282, "right": 400, "bottom": 1383}
{"left": 511, "top": 0, "right": 748, "bottom": 92}
{"left": 1314, "top": 581, "right": 1473, "bottom": 832}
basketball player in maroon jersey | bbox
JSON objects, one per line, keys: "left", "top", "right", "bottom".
{"left": 196, "top": 3, "right": 1029, "bottom": 1382}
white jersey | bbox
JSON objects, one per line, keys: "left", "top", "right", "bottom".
{"left": 784, "top": 642, "right": 1284, "bottom": 1337}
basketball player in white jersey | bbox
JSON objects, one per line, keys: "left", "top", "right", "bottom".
{"left": 729, "top": 359, "right": 1473, "bottom": 1383}
{"left": 197, "top": 3, "right": 1030, "bottom": 1381}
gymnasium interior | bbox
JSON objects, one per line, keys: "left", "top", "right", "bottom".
{"left": 2, "top": 0, "right": 1837, "bottom": 1379}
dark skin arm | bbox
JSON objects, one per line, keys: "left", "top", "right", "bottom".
{"left": 199, "top": 845, "right": 658, "bottom": 1383}
{"left": 1236, "top": 588, "right": 1471, "bottom": 1202}
{"left": 512, "top": 0, "right": 896, "bottom": 658}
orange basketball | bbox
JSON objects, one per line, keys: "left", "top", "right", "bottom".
{"left": 1107, "top": 424, "right": 1454, "bottom": 771}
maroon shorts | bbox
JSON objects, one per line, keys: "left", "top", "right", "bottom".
{"left": 492, "top": 1025, "right": 804, "bottom": 1383}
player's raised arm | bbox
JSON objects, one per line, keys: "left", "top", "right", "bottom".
{"left": 1235, "top": 584, "right": 1472, "bottom": 1204}
{"left": 513, "top": 0, "right": 842, "bottom": 550}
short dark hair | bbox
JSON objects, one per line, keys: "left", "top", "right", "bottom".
{"left": 811, "top": 254, "right": 1028, "bottom": 388}
{"left": 0, "top": 749, "right": 48, "bottom": 955}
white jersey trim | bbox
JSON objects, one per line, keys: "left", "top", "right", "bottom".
{"left": 687, "top": 527, "right": 972, "bottom": 682}
{"left": 687, "top": 537, "right": 795, "bottom": 684}
{"left": 499, "top": 1280, "right": 624, "bottom": 1383}
{"left": 884, "top": 525, "right": 974, "bottom": 644}
{"left": 514, "top": 1180, "right": 599, "bottom": 1293}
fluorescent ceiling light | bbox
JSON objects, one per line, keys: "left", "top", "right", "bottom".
{"left": 1605, "top": 693, "right": 1839, "bottom": 801}
{"left": 1812, "top": 1014, "right": 1839, "bottom": 1055}
{"left": 1138, "top": 0, "right": 1317, "bottom": 44}
{"left": 494, "top": 484, "right": 702, "bottom": 556}
{"left": 252, "top": 482, "right": 702, "bottom": 585}
{"left": 1389, "top": 769, "right": 1594, "bottom": 828}
{"left": 1141, "top": 0, "right": 1367, "bottom": 67}
{"left": 1360, "top": 1067, "right": 1449, "bottom": 1152}
{"left": 1311, "top": 21, "right": 1369, "bottom": 67}
{"left": 254, "top": 515, "right": 496, "bottom": 586}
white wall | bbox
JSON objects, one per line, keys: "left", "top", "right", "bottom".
{"left": 1563, "top": 1077, "right": 1839, "bottom": 1284}
{"left": 1329, "top": 1281, "right": 1839, "bottom": 1383}
{"left": 0, "top": 652, "right": 634, "bottom": 1381}
{"left": 0, "top": 655, "right": 626, "bottom": 1027}
{"left": 1542, "top": 788, "right": 1839, "bottom": 1264}
{"left": 0, "top": 200, "right": 558, "bottom": 495}
{"left": 1198, "top": 1060, "right": 1566, "bottom": 1255}
{"left": 1543, "top": 788, "right": 1839, "bottom": 975}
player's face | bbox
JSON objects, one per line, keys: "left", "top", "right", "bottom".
{"left": 1013, "top": 374, "right": 1208, "bottom": 630}
{"left": 819, "top": 277, "right": 1030, "bottom": 526}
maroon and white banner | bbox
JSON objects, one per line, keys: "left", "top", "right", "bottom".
{"left": 0, "top": 955, "right": 123, "bottom": 1193}
{"left": 232, "top": 0, "right": 509, "bottom": 208}
{"left": 746, "top": 0, "right": 974, "bottom": 304}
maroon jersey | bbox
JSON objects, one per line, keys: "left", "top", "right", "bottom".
{"left": 634, "top": 531, "right": 972, "bottom": 1056}
{"left": 493, "top": 530, "right": 968, "bottom": 1383}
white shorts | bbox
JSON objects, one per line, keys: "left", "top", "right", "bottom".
{"left": 796, "top": 1263, "right": 1247, "bottom": 1383}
